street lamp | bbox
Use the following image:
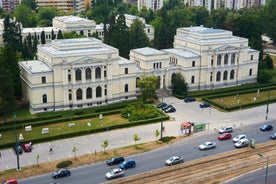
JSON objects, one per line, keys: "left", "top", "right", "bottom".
{"left": 265, "top": 89, "right": 270, "bottom": 120}
{"left": 14, "top": 113, "right": 21, "bottom": 171}
{"left": 258, "top": 153, "right": 269, "bottom": 184}
{"left": 160, "top": 94, "right": 163, "bottom": 139}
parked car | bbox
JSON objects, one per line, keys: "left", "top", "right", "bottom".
{"left": 260, "top": 124, "right": 273, "bottom": 131}
{"left": 184, "top": 97, "right": 196, "bottom": 103}
{"left": 233, "top": 134, "right": 247, "bottom": 143}
{"left": 162, "top": 104, "right": 173, "bottom": 111}
{"left": 234, "top": 138, "right": 249, "bottom": 148}
{"left": 156, "top": 102, "right": 167, "bottom": 109}
{"left": 164, "top": 107, "right": 176, "bottom": 113}
{"left": 270, "top": 132, "right": 276, "bottom": 139}
{"left": 218, "top": 126, "right": 233, "bottom": 134}
{"left": 13, "top": 142, "right": 22, "bottom": 155}
{"left": 105, "top": 168, "right": 124, "bottom": 180}
{"left": 218, "top": 133, "right": 232, "bottom": 140}
{"left": 22, "top": 142, "right": 32, "bottom": 152}
{"left": 199, "top": 102, "right": 211, "bottom": 108}
{"left": 165, "top": 156, "right": 184, "bottom": 166}
{"left": 106, "top": 156, "right": 125, "bottom": 166}
{"left": 2, "top": 179, "right": 18, "bottom": 184}
{"left": 198, "top": 142, "right": 216, "bottom": 150}
{"left": 119, "top": 159, "right": 136, "bottom": 169}
{"left": 52, "top": 168, "right": 71, "bottom": 179}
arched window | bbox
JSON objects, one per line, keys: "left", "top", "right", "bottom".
{"left": 86, "top": 68, "right": 91, "bottom": 80}
{"left": 80, "top": 30, "right": 84, "bottom": 35}
{"left": 95, "top": 67, "right": 101, "bottom": 79}
{"left": 75, "top": 68, "right": 82, "bottom": 81}
{"left": 231, "top": 53, "right": 235, "bottom": 64}
{"left": 191, "top": 76, "right": 195, "bottom": 83}
{"left": 86, "top": 87, "right": 92, "bottom": 99}
{"left": 217, "top": 55, "right": 221, "bottom": 65}
{"left": 223, "top": 71, "right": 228, "bottom": 80}
{"left": 230, "top": 70, "right": 235, "bottom": 79}
{"left": 96, "top": 86, "right": 102, "bottom": 97}
{"left": 76, "top": 88, "right": 83, "bottom": 100}
{"left": 249, "top": 68, "right": 252, "bottom": 76}
{"left": 216, "top": 71, "right": 221, "bottom": 81}
{"left": 224, "top": 54, "right": 228, "bottom": 65}
{"left": 42, "top": 94, "right": 47, "bottom": 103}
{"left": 125, "top": 84, "right": 129, "bottom": 92}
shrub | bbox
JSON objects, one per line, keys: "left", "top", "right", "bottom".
{"left": 159, "top": 136, "right": 176, "bottom": 143}
{"left": 56, "top": 160, "right": 73, "bottom": 168}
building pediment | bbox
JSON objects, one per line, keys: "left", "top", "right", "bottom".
{"left": 214, "top": 44, "right": 240, "bottom": 52}
{"left": 67, "top": 56, "right": 108, "bottom": 66}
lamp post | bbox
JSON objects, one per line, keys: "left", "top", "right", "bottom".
{"left": 14, "top": 113, "right": 21, "bottom": 171}
{"left": 265, "top": 89, "right": 270, "bottom": 120}
{"left": 265, "top": 156, "right": 269, "bottom": 184}
{"left": 160, "top": 94, "right": 163, "bottom": 139}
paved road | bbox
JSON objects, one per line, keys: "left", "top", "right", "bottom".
{"left": 0, "top": 96, "right": 276, "bottom": 172}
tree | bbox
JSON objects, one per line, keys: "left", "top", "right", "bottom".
{"left": 41, "top": 31, "right": 46, "bottom": 44}
{"left": 138, "top": 75, "right": 158, "bottom": 102}
{"left": 262, "top": 0, "right": 276, "bottom": 43}
{"left": 36, "top": 154, "right": 40, "bottom": 165}
{"left": 21, "top": 0, "right": 37, "bottom": 10}
{"left": 63, "top": 31, "right": 86, "bottom": 39}
{"left": 155, "top": 129, "right": 160, "bottom": 141}
{"left": 72, "top": 146, "right": 78, "bottom": 159}
{"left": 51, "top": 29, "right": 55, "bottom": 40}
{"left": 129, "top": 18, "right": 150, "bottom": 49}
{"left": 172, "top": 73, "right": 188, "bottom": 96}
{"left": 133, "top": 134, "right": 140, "bottom": 145}
{"left": 263, "top": 55, "right": 274, "bottom": 70}
{"left": 57, "top": 30, "right": 63, "bottom": 39}
{"left": 13, "top": 4, "right": 37, "bottom": 27}
{"left": 257, "top": 70, "right": 273, "bottom": 84}
{"left": 101, "top": 139, "right": 109, "bottom": 153}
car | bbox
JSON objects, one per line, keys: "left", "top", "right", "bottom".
{"left": 198, "top": 142, "right": 216, "bottom": 150}
{"left": 260, "top": 124, "right": 273, "bottom": 131}
{"left": 105, "top": 168, "right": 124, "bottom": 180}
{"left": 232, "top": 134, "right": 247, "bottom": 143}
{"left": 22, "top": 142, "right": 32, "bottom": 152}
{"left": 234, "top": 138, "right": 249, "bottom": 148}
{"left": 218, "top": 126, "right": 233, "bottom": 134}
{"left": 13, "top": 142, "right": 22, "bottom": 155}
{"left": 270, "top": 132, "right": 276, "bottom": 139}
{"left": 52, "top": 168, "right": 71, "bottom": 179}
{"left": 165, "top": 156, "right": 184, "bottom": 166}
{"left": 106, "top": 156, "right": 125, "bottom": 166}
{"left": 119, "top": 159, "right": 136, "bottom": 169}
{"left": 2, "top": 179, "right": 18, "bottom": 184}
{"left": 199, "top": 102, "right": 211, "bottom": 108}
{"left": 156, "top": 102, "right": 167, "bottom": 109}
{"left": 162, "top": 104, "right": 173, "bottom": 111}
{"left": 218, "top": 133, "right": 232, "bottom": 140}
{"left": 164, "top": 107, "right": 176, "bottom": 113}
{"left": 184, "top": 97, "right": 196, "bottom": 103}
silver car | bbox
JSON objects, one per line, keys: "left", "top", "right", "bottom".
{"left": 232, "top": 134, "right": 247, "bottom": 143}
{"left": 105, "top": 168, "right": 124, "bottom": 180}
{"left": 165, "top": 156, "right": 184, "bottom": 166}
{"left": 199, "top": 142, "right": 216, "bottom": 150}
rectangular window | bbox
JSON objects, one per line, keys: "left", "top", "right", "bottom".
{"left": 105, "top": 89, "right": 107, "bottom": 96}
{"left": 42, "top": 76, "right": 46, "bottom": 83}
{"left": 251, "top": 55, "right": 254, "bottom": 60}
{"left": 192, "top": 61, "right": 195, "bottom": 67}
{"left": 68, "top": 74, "right": 71, "bottom": 81}
{"left": 69, "top": 93, "right": 72, "bottom": 101}
{"left": 153, "top": 63, "right": 155, "bottom": 69}
{"left": 104, "top": 70, "right": 107, "bottom": 77}
{"left": 125, "top": 68, "right": 128, "bottom": 74}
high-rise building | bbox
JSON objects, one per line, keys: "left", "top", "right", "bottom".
{"left": 137, "top": 0, "right": 163, "bottom": 11}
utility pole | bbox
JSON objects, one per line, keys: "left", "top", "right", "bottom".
{"left": 14, "top": 113, "right": 21, "bottom": 171}
{"left": 266, "top": 89, "right": 270, "bottom": 120}
{"left": 160, "top": 94, "right": 163, "bottom": 139}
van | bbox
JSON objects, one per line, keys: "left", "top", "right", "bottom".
{"left": 234, "top": 138, "right": 249, "bottom": 148}
{"left": 119, "top": 159, "right": 136, "bottom": 169}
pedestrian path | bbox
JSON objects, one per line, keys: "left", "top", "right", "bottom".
{"left": 0, "top": 97, "right": 275, "bottom": 172}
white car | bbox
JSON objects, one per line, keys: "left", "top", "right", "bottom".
{"left": 232, "top": 134, "right": 247, "bottom": 143}
{"left": 199, "top": 142, "right": 216, "bottom": 150}
{"left": 105, "top": 168, "right": 124, "bottom": 180}
{"left": 218, "top": 126, "right": 233, "bottom": 134}
{"left": 165, "top": 156, "right": 184, "bottom": 166}
{"left": 234, "top": 138, "right": 249, "bottom": 148}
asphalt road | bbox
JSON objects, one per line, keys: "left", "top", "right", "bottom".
{"left": 18, "top": 122, "right": 276, "bottom": 184}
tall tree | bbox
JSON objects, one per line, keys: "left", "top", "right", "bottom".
{"left": 51, "top": 29, "right": 56, "bottom": 40}
{"left": 13, "top": 4, "right": 37, "bottom": 27}
{"left": 21, "top": 0, "right": 37, "bottom": 10}
{"left": 262, "top": 0, "right": 276, "bottom": 43}
{"left": 129, "top": 18, "right": 150, "bottom": 49}
{"left": 57, "top": 30, "right": 63, "bottom": 39}
{"left": 138, "top": 75, "right": 158, "bottom": 102}
{"left": 37, "top": 7, "right": 58, "bottom": 27}
{"left": 41, "top": 31, "right": 46, "bottom": 44}
{"left": 172, "top": 73, "right": 188, "bottom": 96}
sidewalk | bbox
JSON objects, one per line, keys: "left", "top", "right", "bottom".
{"left": 0, "top": 96, "right": 275, "bottom": 172}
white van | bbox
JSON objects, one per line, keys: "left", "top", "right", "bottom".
{"left": 234, "top": 138, "right": 249, "bottom": 148}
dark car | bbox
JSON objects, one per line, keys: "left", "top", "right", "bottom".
{"left": 119, "top": 159, "right": 136, "bottom": 169}
{"left": 199, "top": 102, "right": 211, "bottom": 108}
{"left": 13, "top": 142, "right": 22, "bottom": 154}
{"left": 106, "top": 156, "right": 125, "bottom": 166}
{"left": 52, "top": 168, "right": 71, "bottom": 179}
{"left": 184, "top": 97, "right": 196, "bottom": 103}
{"left": 218, "top": 133, "right": 232, "bottom": 140}
{"left": 156, "top": 102, "right": 167, "bottom": 109}
{"left": 165, "top": 107, "right": 176, "bottom": 113}
{"left": 22, "top": 142, "right": 32, "bottom": 152}
{"left": 260, "top": 124, "right": 273, "bottom": 131}
{"left": 162, "top": 104, "right": 173, "bottom": 111}
{"left": 270, "top": 132, "right": 276, "bottom": 139}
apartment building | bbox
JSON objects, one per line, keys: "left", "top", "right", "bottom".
{"left": 137, "top": 0, "right": 163, "bottom": 11}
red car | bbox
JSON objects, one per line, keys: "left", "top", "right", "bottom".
{"left": 218, "top": 133, "right": 232, "bottom": 140}
{"left": 1, "top": 179, "right": 18, "bottom": 184}
{"left": 22, "top": 142, "right": 32, "bottom": 152}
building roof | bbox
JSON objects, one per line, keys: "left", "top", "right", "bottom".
{"left": 131, "top": 47, "right": 167, "bottom": 56}
{"left": 22, "top": 27, "right": 60, "bottom": 34}
{"left": 20, "top": 60, "right": 52, "bottom": 74}
{"left": 53, "top": 16, "right": 95, "bottom": 24}
{"left": 163, "top": 48, "right": 199, "bottom": 58}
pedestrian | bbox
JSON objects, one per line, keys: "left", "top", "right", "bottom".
{"left": 49, "top": 145, "right": 53, "bottom": 154}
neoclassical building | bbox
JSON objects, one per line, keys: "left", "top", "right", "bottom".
{"left": 19, "top": 38, "right": 137, "bottom": 113}
{"left": 19, "top": 26, "right": 259, "bottom": 113}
